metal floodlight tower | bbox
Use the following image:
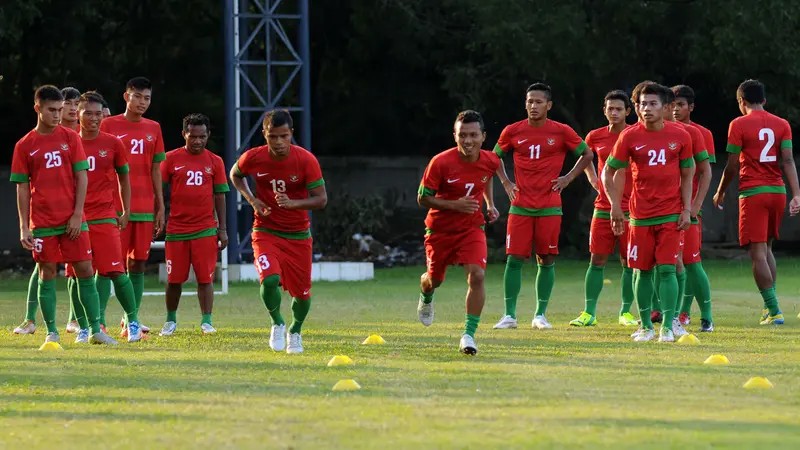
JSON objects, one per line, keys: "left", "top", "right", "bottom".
{"left": 223, "top": 0, "right": 311, "bottom": 263}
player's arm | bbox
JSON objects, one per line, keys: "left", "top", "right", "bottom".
{"left": 604, "top": 136, "right": 629, "bottom": 236}
{"left": 276, "top": 185, "right": 327, "bottom": 211}
{"left": 417, "top": 158, "right": 479, "bottom": 214}
{"left": 151, "top": 162, "right": 165, "bottom": 236}
{"left": 483, "top": 175, "right": 500, "bottom": 223}
{"left": 230, "top": 161, "right": 269, "bottom": 216}
{"left": 16, "top": 184, "right": 33, "bottom": 250}
{"left": 780, "top": 143, "right": 800, "bottom": 215}
{"left": 692, "top": 159, "right": 712, "bottom": 217}
{"left": 116, "top": 141, "right": 131, "bottom": 230}
{"left": 714, "top": 121, "right": 742, "bottom": 209}
{"left": 584, "top": 162, "right": 599, "bottom": 192}
{"left": 552, "top": 130, "right": 593, "bottom": 192}
{"left": 214, "top": 193, "right": 228, "bottom": 248}
{"left": 493, "top": 128, "right": 519, "bottom": 201}
{"left": 68, "top": 169, "right": 89, "bottom": 239}
{"left": 678, "top": 138, "right": 696, "bottom": 231}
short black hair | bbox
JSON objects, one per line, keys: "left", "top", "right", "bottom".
{"left": 663, "top": 85, "right": 675, "bottom": 104}
{"left": 737, "top": 79, "right": 766, "bottom": 104}
{"left": 183, "top": 113, "right": 211, "bottom": 132}
{"left": 61, "top": 87, "right": 81, "bottom": 101}
{"left": 604, "top": 90, "right": 632, "bottom": 110}
{"left": 454, "top": 109, "right": 485, "bottom": 133}
{"left": 126, "top": 77, "right": 152, "bottom": 92}
{"left": 34, "top": 85, "right": 63, "bottom": 104}
{"left": 632, "top": 80, "right": 655, "bottom": 105}
{"left": 78, "top": 91, "right": 106, "bottom": 109}
{"left": 263, "top": 109, "right": 293, "bottom": 129}
{"left": 526, "top": 82, "right": 552, "bottom": 101}
{"left": 640, "top": 83, "right": 669, "bottom": 105}
{"left": 672, "top": 85, "right": 695, "bottom": 105}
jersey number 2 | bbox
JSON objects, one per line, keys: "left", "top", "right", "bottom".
{"left": 759, "top": 128, "right": 776, "bottom": 162}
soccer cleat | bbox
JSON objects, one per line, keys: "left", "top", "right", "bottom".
{"left": 13, "top": 320, "right": 36, "bottom": 335}
{"left": 201, "top": 323, "right": 217, "bottom": 335}
{"left": 140, "top": 324, "right": 151, "bottom": 334}
{"left": 532, "top": 315, "right": 552, "bottom": 329}
{"left": 630, "top": 327, "right": 645, "bottom": 338}
{"left": 269, "top": 324, "right": 286, "bottom": 351}
{"left": 120, "top": 316, "right": 126, "bottom": 329}
{"left": 286, "top": 332, "right": 303, "bottom": 354}
{"left": 417, "top": 298, "right": 434, "bottom": 327}
{"left": 633, "top": 328, "right": 656, "bottom": 342}
{"left": 65, "top": 320, "right": 80, "bottom": 334}
{"left": 650, "top": 311, "right": 663, "bottom": 324}
{"left": 760, "top": 312, "right": 785, "bottom": 325}
{"left": 679, "top": 312, "right": 691, "bottom": 326}
{"left": 618, "top": 313, "right": 639, "bottom": 327}
{"left": 492, "top": 315, "right": 518, "bottom": 329}
{"left": 569, "top": 311, "right": 597, "bottom": 327}
{"left": 99, "top": 324, "right": 107, "bottom": 334}
{"left": 128, "top": 321, "right": 144, "bottom": 342}
{"left": 658, "top": 327, "right": 675, "bottom": 342}
{"left": 89, "top": 331, "right": 118, "bottom": 345}
{"left": 44, "top": 332, "right": 60, "bottom": 344}
{"left": 159, "top": 321, "right": 177, "bottom": 337}
{"left": 760, "top": 309, "right": 770, "bottom": 322}
{"left": 671, "top": 317, "right": 688, "bottom": 337}
{"left": 700, "top": 319, "right": 714, "bottom": 332}
{"left": 75, "top": 329, "right": 90, "bottom": 344}
{"left": 119, "top": 327, "right": 129, "bottom": 339}
{"left": 459, "top": 334, "right": 477, "bottom": 355}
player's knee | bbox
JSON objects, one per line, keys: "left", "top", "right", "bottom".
{"left": 506, "top": 255, "right": 524, "bottom": 268}
{"left": 590, "top": 253, "right": 609, "bottom": 267}
{"left": 657, "top": 264, "right": 676, "bottom": 275}
{"left": 261, "top": 274, "right": 280, "bottom": 289}
{"left": 748, "top": 243, "right": 768, "bottom": 261}
{"left": 73, "top": 261, "right": 94, "bottom": 278}
{"left": 38, "top": 263, "right": 58, "bottom": 280}
{"left": 536, "top": 254, "right": 555, "bottom": 265}
{"left": 466, "top": 267, "right": 485, "bottom": 288}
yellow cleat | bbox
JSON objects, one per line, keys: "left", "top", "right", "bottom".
{"left": 618, "top": 312, "right": 639, "bottom": 326}
{"left": 760, "top": 313, "right": 784, "bottom": 325}
{"left": 569, "top": 311, "right": 597, "bottom": 327}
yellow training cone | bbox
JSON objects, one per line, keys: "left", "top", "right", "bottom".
{"left": 603, "top": 279, "right": 612, "bottom": 285}
{"left": 677, "top": 334, "right": 700, "bottom": 345}
{"left": 332, "top": 379, "right": 361, "bottom": 391}
{"left": 362, "top": 334, "right": 386, "bottom": 345}
{"left": 327, "top": 355, "right": 354, "bottom": 367}
{"left": 743, "top": 377, "right": 774, "bottom": 389}
{"left": 38, "top": 341, "right": 63, "bottom": 352}
{"left": 704, "top": 354, "right": 730, "bottom": 365}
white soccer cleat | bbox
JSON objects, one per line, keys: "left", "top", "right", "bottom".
{"left": 90, "top": 331, "right": 119, "bottom": 345}
{"left": 417, "top": 299, "right": 434, "bottom": 327}
{"left": 671, "top": 317, "right": 688, "bottom": 338}
{"left": 75, "top": 329, "right": 90, "bottom": 344}
{"left": 493, "top": 315, "right": 518, "bottom": 329}
{"left": 201, "top": 323, "right": 217, "bottom": 335}
{"left": 532, "top": 315, "right": 552, "bottom": 329}
{"left": 633, "top": 328, "right": 656, "bottom": 342}
{"left": 286, "top": 332, "right": 303, "bottom": 354}
{"left": 140, "top": 324, "right": 151, "bottom": 334}
{"left": 65, "top": 320, "right": 80, "bottom": 334}
{"left": 459, "top": 334, "right": 477, "bottom": 355}
{"left": 659, "top": 327, "right": 675, "bottom": 343}
{"left": 14, "top": 320, "right": 36, "bottom": 335}
{"left": 128, "top": 322, "right": 144, "bottom": 343}
{"left": 269, "top": 324, "right": 286, "bottom": 351}
{"left": 159, "top": 321, "right": 176, "bottom": 337}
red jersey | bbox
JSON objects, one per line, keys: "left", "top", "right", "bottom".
{"left": 586, "top": 125, "right": 632, "bottom": 213}
{"left": 82, "top": 131, "right": 128, "bottom": 222}
{"left": 726, "top": 110, "right": 791, "bottom": 197}
{"left": 608, "top": 122, "right": 694, "bottom": 223}
{"left": 677, "top": 122, "right": 710, "bottom": 201}
{"left": 418, "top": 148, "right": 500, "bottom": 233}
{"left": 690, "top": 121, "right": 715, "bottom": 163}
{"left": 10, "top": 126, "right": 89, "bottom": 236}
{"left": 234, "top": 145, "right": 324, "bottom": 237}
{"left": 495, "top": 119, "right": 587, "bottom": 215}
{"left": 162, "top": 148, "right": 229, "bottom": 239}
{"left": 99, "top": 114, "right": 165, "bottom": 220}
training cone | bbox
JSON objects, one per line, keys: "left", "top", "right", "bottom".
{"left": 704, "top": 354, "right": 730, "bottom": 365}
{"left": 332, "top": 379, "right": 361, "bottom": 391}
{"left": 603, "top": 279, "right": 612, "bottom": 285}
{"left": 743, "top": 377, "right": 774, "bottom": 389}
{"left": 327, "top": 355, "right": 354, "bottom": 367}
{"left": 38, "top": 341, "right": 63, "bottom": 352}
{"left": 362, "top": 334, "right": 386, "bottom": 345}
{"left": 677, "top": 334, "right": 700, "bottom": 345}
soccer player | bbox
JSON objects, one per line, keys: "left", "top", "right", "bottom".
{"left": 159, "top": 114, "right": 229, "bottom": 336}
{"left": 672, "top": 84, "right": 716, "bottom": 331}
{"left": 569, "top": 90, "right": 637, "bottom": 327}
{"left": 11, "top": 85, "right": 117, "bottom": 346}
{"left": 492, "top": 83, "right": 594, "bottom": 330}
{"left": 76, "top": 91, "right": 143, "bottom": 342}
{"left": 714, "top": 79, "right": 800, "bottom": 325}
{"left": 604, "top": 83, "right": 694, "bottom": 342}
{"left": 100, "top": 77, "right": 166, "bottom": 336}
{"left": 416, "top": 110, "right": 500, "bottom": 355}
{"left": 230, "top": 110, "right": 327, "bottom": 354}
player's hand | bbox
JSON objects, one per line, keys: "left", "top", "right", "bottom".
{"left": 250, "top": 198, "right": 271, "bottom": 216}
{"left": 118, "top": 211, "right": 130, "bottom": 231}
{"left": 713, "top": 191, "right": 725, "bottom": 210}
{"left": 690, "top": 203, "right": 702, "bottom": 219}
{"left": 486, "top": 205, "right": 500, "bottom": 223}
{"left": 218, "top": 229, "right": 229, "bottom": 250}
{"left": 66, "top": 213, "right": 82, "bottom": 240}
{"left": 678, "top": 209, "right": 691, "bottom": 231}
{"left": 154, "top": 207, "right": 165, "bottom": 237}
{"left": 790, "top": 196, "right": 800, "bottom": 216}
{"left": 275, "top": 193, "right": 296, "bottom": 209}
{"left": 551, "top": 175, "right": 573, "bottom": 193}
{"left": 452, "top": 196, "right": 480, "bottom": 214}
{"left": 20, "top": 228, "right": 34, "bottom": 251}
{"left": 610, "top": 205, "right": 625, "bottom": 236}
{"left": 502, "top": 179, "right": 519, "bottom": 202}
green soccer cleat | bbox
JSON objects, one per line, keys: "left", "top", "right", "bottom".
{"left": 760, "top": 312, "right": 785, "bottom": 325}
{"left": 569, "top": 311, "right": 597, "bottom": 327}
{"left": 618, "top": 312, "right": 639, "bottom": 326}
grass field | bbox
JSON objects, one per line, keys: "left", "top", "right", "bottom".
{"left": 2, "top": 259, "right": 800, "bottom": 449}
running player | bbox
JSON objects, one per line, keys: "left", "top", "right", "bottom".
{"left": 714, "top": 79, "right": 800, "bottom": 325}
{"left": 604, "top": 83, "right": 695, "bottom": 342}
{"left": 570, "top": 90, "right": 636, "bottom": 327}
{"left": 492, "top": 83, "right": 594, "bottom": 330}
{"left": 416, "top": 110, "right": 500, "bottom": 355}
{"left": 230, "top": 110, "right": 327, "bottom": 354}
{"left": 159, "top": 114, "right": 229, "bottom": 336}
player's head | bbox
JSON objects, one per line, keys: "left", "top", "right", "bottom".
{"left": 124, "top": 76, "right": 152, "bottom": 116}
{"left": 182, "top": 113, "right": 211, "bottom": 154}
{"left": 671, "top": 85, "right": 695, "bottom": 123}
{"left": 525, "top": 83, "right": 552, "bottom": 121}
{"left": 662, "top": 87, "right": 676, "bottom": 122}
{"left": 61, "top": 87, "right": 81, "bottom": 124}
{"left": 736, "top": 79, "right": 766, "bottom": 115}
{"left": 631, "top": 80, "right": 655, "bottom": 122}
{"left": 603, "top": 90, "right": 631, "bottom": 126}
{"left": 34, "top": 85, "right": 64, "bottom": 129}
{"left": 78, "top": 91, "right": 106, "bottom": 133}
{"left": 639, "top": 83, "right": 668, "bottom": 124}
{"left": 453, "top": 110, "right": 486, "bottom": 159}
{"left": 101, "top": 97, "right": 111, "bottom": 118}
{"left": 262, "top": 109, "right": 294, "bottom": 157}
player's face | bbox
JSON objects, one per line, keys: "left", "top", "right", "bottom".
{"left": 453, "top": 120, "right": 485, "bottom": 158}
{"left": 62, "top": 98, "right": 79, "bottom": 123}
{"left": 124, "top": 88, "right": 152, "bottom": 115}
{"left": 526, "top": 90, "right": 552, "bottom": 121}
{"left": 35, "top": 100, "right": 63, "bottom": 128}
{"left": 264, "top": 124, "right": 293, "bottom": 157}
{"left": 183, "top": 124, "right": 209, "bottom": 154}
{"left": 603, "top": 99, "right": 629, "bottom": 125}
{"left": 663, "top": 102, "right": 675, "bottom": 122}
{"left": 673, "top": 98, "right": 693, "bottom": 122}
{"left": 79, "top": 101, "right": 104, "bottom": 132}
{"left": 639, "top": 94, "right": 664, "bottom": 124}
{"left": 736, "top": 94, "right": 747, "bottom": 116}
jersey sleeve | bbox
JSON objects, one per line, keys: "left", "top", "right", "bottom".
{"left": 213, "top": 156, "right": 230, "bottom": 193}
{"left": 233, "top": 149, "right": 254, "bottom": 176}
{"left": 10, "top": 141, "right": 30, "bottom": 183}
{"left": 488, "top": 150, "right": 501, "bottom": 172}
{"left": 702, "top": 128, "right": 716, "bottom": 163}
{"left": 71, "top": 133, "right": 89, "bottom": 172}
{"left": 781, "top": 120, "right": 793, "bottom": 149}
{"left": 679, "top": 130, "right": 695, "bottom": 168}
{"left": 607, "top": 132, "right": 630, "bottom": 169}
{"left": 152, "top": 125, "right": 166, "bottom": 163}
{"left": 304, "top": 152, "right": 325, "bottom": 190}
{"left": 690, "top": 128, "right": 709, "bottom": 163}
{"left": 160, "top": 153, "right": 171, "bottom": 185}
{"left": 418, "top": 157, "right": 441, "bottom": 197}
{"left": 564, "top": 124, "right": 589, "bottom": 157}
{"left": 494, "top": 126, "right": 513, "bottom": 157}
{"left": 585, "top": 130, "right": 596, "bottom": 151}
{"left": 726, "top": 120, "right": 743, "bottom": 154}
{"left": 114, "top": 138, "right": 129, "bottom": 174}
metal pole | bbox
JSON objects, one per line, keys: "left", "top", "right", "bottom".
{"left": 223, "top": 0, "right": 240, "bottom": 264}
{"left": 298, "top": 0, "right": 311, "bottom": 151}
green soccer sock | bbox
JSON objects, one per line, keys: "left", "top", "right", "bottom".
{"left": 420, "top": 290, "right": 434, "bottom": 304}
{"left": 583, "top": 264, "right": 605, "bottom": 316}
{"left": 260, "top": 275, "right": 285, "bottom": 326}
{"left": 68, "top": 277, "right": 89, "bottom": 330}
{"left": 686, "top": 262, "right": 712, "bottom": 321}
{"left": 289, "top": 297, "right": 311, "bottom": 334}
{"left": 657, "top": 265, "right": 678, "bottom": 328}
{"left": 676, "top": 270, "right": 687, "bottom": 316}
{"left": 464, "top": 313, "right": 480, "bottom": 338}
{"left": 77, "top": 277, "right": 102, "bottom": 334}
{"left": 38, "top": 278, "right": 58, "bottom": 334}
{"left": 26, "top": 265, "right": 39, "bottom": 323}
{"left": 535, "top": 263, "right": 555, "bottom": 317}
{"left": 620, "top": 266, "right": 635, "bottom": 315}
{"left": 129, "top": 271, "right": 145, "bottom": 310}
{"left": 166, "top": 310, "right": 177, "bottom": 323}
{"left": 95, "top": 274, "right": 112, "bottom": 327}
{"left": 759, "top": 287, "right": 781, "bottom": 316}
{"left": 635, "top": 269, "right": 654, "bottom": 329}
{"left": 503, "top": 256, "right": 524, "bottom": 319}
{"left": 113, "top": 274, "right": 138, "bottom": 323}
{"left": 201, "top": 313, "right": 212, "bottom": 325}
{"left": 651, "top": 270, "right": 662, "bottom": 313}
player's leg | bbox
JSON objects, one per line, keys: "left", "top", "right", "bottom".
{"left": 456, "top": 228, "right": 488, "bottom": 355}
{"left": 618, "top": 223, "right": 638, "bottom": 326}
{"left": 679, "top": 223, "right": 699, "bottom": 323}
{"left": 683, "top": 220, "right": 713, "bottom": 331}
{"left": 283, "top": 238, "right": 314, "bottom": 354}
{"left": 419, "top": 232, "right": 451, "bottom": 326}
{"left": 766, "top": 239, "right": 777, "bottom": 291}
{"left": 654, "top": 223, "right": 683, "bottom": 342}
{"left": 162, "top": 240, "right": 190, "bottom": 336}
{"left": 192, "top": 236, "right": 219, "bottom": 334}
{"left": 95, "top": 273, "right": 111, "bottom": 331}
{"left": 496, "top": 214, "right": 533, "bottom": 328}
{"left": 126, "top": 221, "right": 154, "bottom": 333}
{"left": 531, "top": 215, "right": 560, "bottom": 329}
{"left": 741, "top": 194, "right": 784, "bottom": 324}
{"left": 253, "top": 233, "right": 287, "bottom": 351}
{"left": 93, "top": 222, "right": 141, "bottom": 340}
{"left": 628, "top": 225, "right": 657, "bottom": 341}
{"left": 671, "top": 256, "right": 688, "bottom": 337}
{"left": 64, "top": 264, "right": 81, "bottom": 333}
{"left": 572, "top": 216, "right": 612, "bottom": 326}
{"left": 14, "top": 265, "right": 40, "bottom": 334}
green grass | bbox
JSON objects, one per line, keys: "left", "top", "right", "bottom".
{"left": 2, "top": 259, "right": 800, "bottom": 449}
